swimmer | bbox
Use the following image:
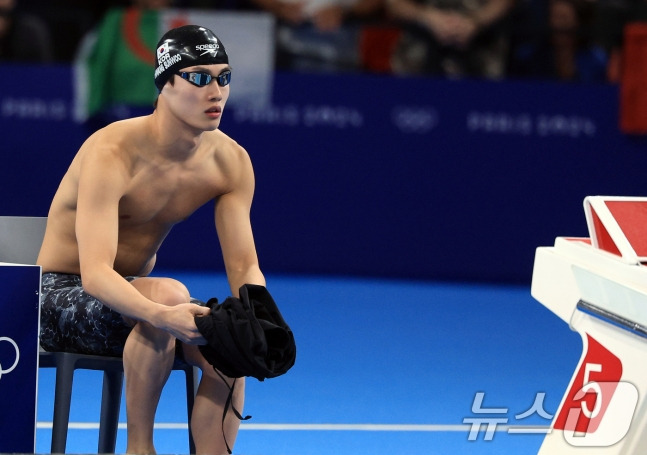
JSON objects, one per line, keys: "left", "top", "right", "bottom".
{"left": 37, "top": 25, "right": 265, "bottom": 455}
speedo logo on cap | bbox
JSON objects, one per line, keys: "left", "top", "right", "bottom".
{"left": 196, "top": 42, "right": 220, "bottom": 56}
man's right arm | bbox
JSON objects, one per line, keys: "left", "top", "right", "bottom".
{"left": 74, "top": 144, "right": 206, "bottom": 343}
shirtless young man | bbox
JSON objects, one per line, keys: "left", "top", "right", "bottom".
{"left": 37, "top": 25, "right": 264, "bottom": 455}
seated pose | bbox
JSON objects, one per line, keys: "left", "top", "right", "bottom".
{"left": 37, "top": 24, "right": 264, "bottom": 455}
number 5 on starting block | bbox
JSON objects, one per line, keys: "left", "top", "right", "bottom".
{"left": 540, "top": 332, "right": 641, "bottom": 452}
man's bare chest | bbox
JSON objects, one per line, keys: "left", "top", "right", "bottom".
{"left": 118, "top": 167, "right": 221, "bottom": 225}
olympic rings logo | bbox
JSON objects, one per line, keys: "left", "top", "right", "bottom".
{"left": 0, "top": 336, "right": 20, "bottom": 380}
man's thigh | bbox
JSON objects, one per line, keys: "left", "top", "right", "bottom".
{"left": 39, "top": 272, "right": 134, "bottom": 356}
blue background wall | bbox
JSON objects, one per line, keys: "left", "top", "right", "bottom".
{"left": 2, "top": 64, "right": 646, "bottom": 283}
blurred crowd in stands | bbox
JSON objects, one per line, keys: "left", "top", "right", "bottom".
{"left": 1, "top": 0, "right": 645, "bottom": 84}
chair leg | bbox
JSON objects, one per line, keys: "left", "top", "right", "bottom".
{"left": 50, "top": 354, "right": 75, "bottom": 454}
{"left": 185, "top": 366, "right": 199, "bottom": 454}
{"left": 97, "top": 370, "right": 124, "bottom": 453}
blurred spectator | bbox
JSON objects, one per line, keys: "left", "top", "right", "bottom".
{"left": 12, "top": 0, "right": 108, "bottom": 62}
{"left": 387, "top": 0, "right": 515, "bottom": 78}
{"left": 509, "top": 0, "right": 607, "bottom": 82}
{"left": 177, "top": 0, "right": 240, "bottom": 6}
{"left": 132, "top": 0, "right": 174, "bottom": 7}
{"left": 0, "top": 0, "right": 53, "bottom": 62}
{"left": 592, "top": 0, "right": 647, "bottom": 82}
{"left": 248, "top": 0, "right": 383, "bottom": 31}
{"left": 246, "top": 0, "right": 386, "bottom": 71}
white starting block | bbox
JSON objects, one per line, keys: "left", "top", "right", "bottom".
{"left": 531, "top": 196, "right": 647, "bottom": 453}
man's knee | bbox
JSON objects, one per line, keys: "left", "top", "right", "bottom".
{"left": 132, "top": 277, "right": 191, "bottom": 306}
{"left": 155, "top": 278, "right": 190, "bottom": 306}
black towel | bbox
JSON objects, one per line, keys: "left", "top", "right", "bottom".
{"left": 195, "top": 284, "right": 296, "bottom": 381}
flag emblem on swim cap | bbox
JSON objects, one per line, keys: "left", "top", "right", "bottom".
{"left": 157, "top": 43, "right": 169, "bottom": 59}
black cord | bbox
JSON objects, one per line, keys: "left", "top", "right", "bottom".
{"left": 213, "top": 368, "right": 251, "bottom": 454}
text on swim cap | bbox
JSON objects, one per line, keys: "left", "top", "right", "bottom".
{"left": 196, "top": 43, "right": 220, "bottom": 51}
{"left": 155, "top": 53, "right": 182, "bottom": 79}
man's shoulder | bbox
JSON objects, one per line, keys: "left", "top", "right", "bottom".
{"left": 202, "top": 131, "right": 254, "bottom": 186}
{"left": 104, "top": 116, "right": 147, "bottom": 136}
{"left": 76, "top": 117, "right": 145, "bottom": 169}
{"left": 208, "top": 128, "right": 241, "bottom": 146}
{"left": 86, "top": 116, "right": 141, "bottom": 143}
{"left": 206, "top": 129, "right": 249, "bottom": 159}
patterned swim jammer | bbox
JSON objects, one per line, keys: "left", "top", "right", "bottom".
{"left": 40, "top": 272, "right": 136, "bottom": 357}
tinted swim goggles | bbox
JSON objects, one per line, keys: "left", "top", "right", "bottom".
{"left": 176, "top": 70, "right": 231, "bottom": 87}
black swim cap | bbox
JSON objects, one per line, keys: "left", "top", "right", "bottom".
{"left": 154, "top": 25, "right": 229, "bottom": 91}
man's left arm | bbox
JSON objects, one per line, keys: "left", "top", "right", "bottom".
{"left": 214, "top": 150, "right": 266, "bottom": 297}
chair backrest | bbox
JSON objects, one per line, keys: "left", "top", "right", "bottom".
{"left": 0, "top": 216, "right": 47, "bottom": 265}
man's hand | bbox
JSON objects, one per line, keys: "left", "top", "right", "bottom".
{"left": 157, "top": 303, "right": 211, "bottom": 345}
